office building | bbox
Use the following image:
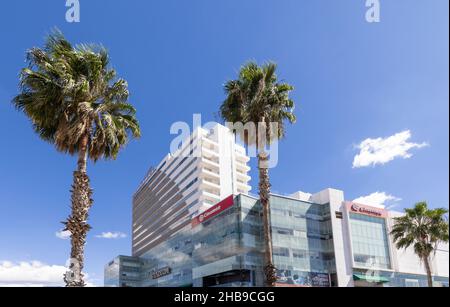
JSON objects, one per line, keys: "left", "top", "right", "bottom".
{"left": 106, "top": 188, "right": 449, "bottom": 287}
{"left": 131, "top": 124, "right": 251, "bottom": 257}
{"left": 105, "top": 124, "right": 448, "bottom": 287}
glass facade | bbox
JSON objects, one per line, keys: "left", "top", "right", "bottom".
{"left": 189, "top": 194, "right": 336, "bottom": 287}
{"left": 104, "top": 256, "right": 142, "bottom": 287}
{"left": 105, "top": 195, "right": 448, "bottom": 287}
{"left": 269, "top": 196, "right": 336, "bottom": 286}
{"left": 192, "top": 196, "right": 262, "bottom": 287}
{"left": 105, "top": 194, "right": 337, "bottom": 287}
{"left": 349, "top": 213, "right": 391, "bottom": 270}
{"left": 348, "top": 211, "right": 449, "bottom": 287}
{"left": 139, "top": 226, "right": 194, "bottom": 287}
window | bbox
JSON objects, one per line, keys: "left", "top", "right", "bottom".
{"left": 293, "top": 212, "right": 306, "bottom": 219}
{"left": 273, "top": 247, "right": 289, "bottom": 257}
{"left": 292, "top": 250, "right": 306, "bottom": 259}
{"left": 350, "top": 213, "right": 391, "bottom": 270}
{"left": 293, "top": 230, "right": 307, "bottom": 238}
{"left": 157, "top": 161, "right": 166, "bottom": 171}
{"left": 273, "top": 227, "right": 293, "bottom": 236}
{"left": 184, "top": 178, "right": 198, "bottom": 191}
{"left": 405, "top": 279, "right": 420, "bottom": 287}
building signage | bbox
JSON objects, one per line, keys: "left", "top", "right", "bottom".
{"left": 191, "top": 195, "right": 234, "bottom": 227}
{"left": 151, "top": 266, "right": 172, "bottom": 279}
{"left": 347, "top": 202, "right": 387, "bottom": 218}
{"left": 276, "top": 270, "right": 330, "bottom": 287}
{"left": 310, "top": 273, "right": 330, "bottom": 287}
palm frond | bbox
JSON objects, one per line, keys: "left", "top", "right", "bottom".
{"left": 12, "top": 30, "right": 141, "bottom": 161}
{"left": 219, "top": 62, "right": 296, "bottom": 146}
{"left": 391, "top": 202, "right": 449, "bottom": 261}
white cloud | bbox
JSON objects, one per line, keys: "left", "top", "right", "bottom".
{"left": 352, "top": 130, "right": 428, "bottom": 168}
{"left": 353, "top": 191, "right": 401, "bottom": 209}
{"left": 55, "top": 230, "right": 71, "bottom": 240}
{"left": 95, "top": 232, "right": 126, "bottom": 239}
{"left": 0, "top": 260, "right": 96, "bottom": 287}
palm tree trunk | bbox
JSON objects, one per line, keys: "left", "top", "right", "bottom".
{"left": 63, "top": 133, "right": 93, "bottom": 287}
{"left": 258, "top": 153, "right": 277, "bottom": 287}
{"left": 423, "top": 256, "right": 433, "bottom": 287}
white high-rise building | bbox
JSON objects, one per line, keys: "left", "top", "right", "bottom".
{"left": 132, "top": 123, "right": 251, "bottom": 257}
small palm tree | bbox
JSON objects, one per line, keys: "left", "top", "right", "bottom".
{"left": 12, "top": 30, "right": 140, "bottom": 287}
{"left": 391, "top": 202, "right": 449, "bottom": 287}
{"left": 219, "top": 62, "right": 296, "bottom": 286}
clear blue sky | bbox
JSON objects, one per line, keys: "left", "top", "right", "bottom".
{"left": 0, "top": 0, "right": 448, "bottom": 286}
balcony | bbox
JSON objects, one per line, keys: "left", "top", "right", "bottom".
{"left": 202, "top": 136, "right": 218, "bottom": 146}
{"left": 202, "top": 146, "right": 219, "bottom": 158}
{"left": 236, "top": 171, "right": 251, "bottom": 181}
{"left": 202, "top": 139, "right": 219, "bottom": 151}
{"left": 201, "top": 156, "right": 220, "bottom": 168}
{"left": 235, "top": 160, "right": 250, "bottom": 172}
{"left": 200, "top": 190, "right": 221, "bottom": 203}
{"left": 235, "top": 149, "right": 250, "bottom": 162}
{"left": 201, "top": 167, "right": 220, "bottom": 178}
{"left": 236, "top": 180, "right": 251, "bottom": 191}
{"left": 202, "top": 177, "right": 221, "bottom": 188}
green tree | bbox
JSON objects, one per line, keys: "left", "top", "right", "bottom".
{"left": 391, "top": 202, "right": 449, "bottom": 287}
{"left": 219, "top": 62, "right": 296, "bottom": 286}
{"left": 12, "top": 31, "right": 141, "bottom": 287}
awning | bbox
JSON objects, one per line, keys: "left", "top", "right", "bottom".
{"left": 353, "top": 273, "right": 390, "bottom": 283}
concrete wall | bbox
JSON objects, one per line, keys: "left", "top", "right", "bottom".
{"left": 310, "top": 188, "right": 355, "bottom": 287}
{"left": 389, "top": 210, "right": 449, "bottom": 278}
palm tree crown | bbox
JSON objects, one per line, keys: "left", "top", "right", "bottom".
{"left": 13, "top": 31, "right": 140, "bottom": 161}
{"left": 391, "top": 202, "right": 449, "bottom": 287}
{"left": 220, "top": 62, "right": 296, "bottom": 145}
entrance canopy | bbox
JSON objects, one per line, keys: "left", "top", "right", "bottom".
{"left": 353, "top": 273, "right": 390, "bottom": 283}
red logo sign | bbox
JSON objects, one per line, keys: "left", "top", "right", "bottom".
{"left": 192, "top": 195, "right": 234, "bottom": 227}
{"left": 351, "top": 204, "right": 360, "bottom": 212}
{"left": 347, "top": 202, "right": 387, "bottom": 218}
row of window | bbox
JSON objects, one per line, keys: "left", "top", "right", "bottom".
{"left": 350, "top": 213, "right": 391, "bottom": 270}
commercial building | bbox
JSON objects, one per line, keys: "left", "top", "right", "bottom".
{"left": 105, "top": 124, "right": 449, "bottom": 287}
{"left": 131, "top": 124, "right": 251, "bottom": 257}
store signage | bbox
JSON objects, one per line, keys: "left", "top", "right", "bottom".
{"left": 311, "top": 273, "right": 330, "bottom": 287}
{"left": 151, "top": 266, "right": 172, "bottom": 279}
{"left": 191, "top": 195, "right": 234, "bottom": 227}
{"left": 347, "top": 202, "right": 387, "bottom": 218}
{"left": 275, "top": 271, "right": 330, "bottom": 287}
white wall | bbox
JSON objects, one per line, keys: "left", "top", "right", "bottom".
{"left": 216, "top": 124, "right": 235, "bottom": 198}
{"left": 388, "top": 211, "right": 449, "bottom": 278}
{"left": 433, "top": 245, "right": 449, "bottom": 278}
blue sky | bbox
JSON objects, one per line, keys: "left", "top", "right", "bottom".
{"left": 0, "top": 0, "right": 448, "bottom": 286}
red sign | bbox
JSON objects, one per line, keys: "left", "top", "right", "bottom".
{"left": 346, "top": 202, "right": 387, "bottom": 218}
{"left": 192, "top": 195, "right": 234, "bottom": 227}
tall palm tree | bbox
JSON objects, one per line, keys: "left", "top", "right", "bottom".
{"left": 391, "top": 202, "right": 449, "bottom": 287}
{"left": 12, "top": 30, "right": 141, "bottom": 287}
{"left": 219, "top": 62, "right": 296, "bottom": 286}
